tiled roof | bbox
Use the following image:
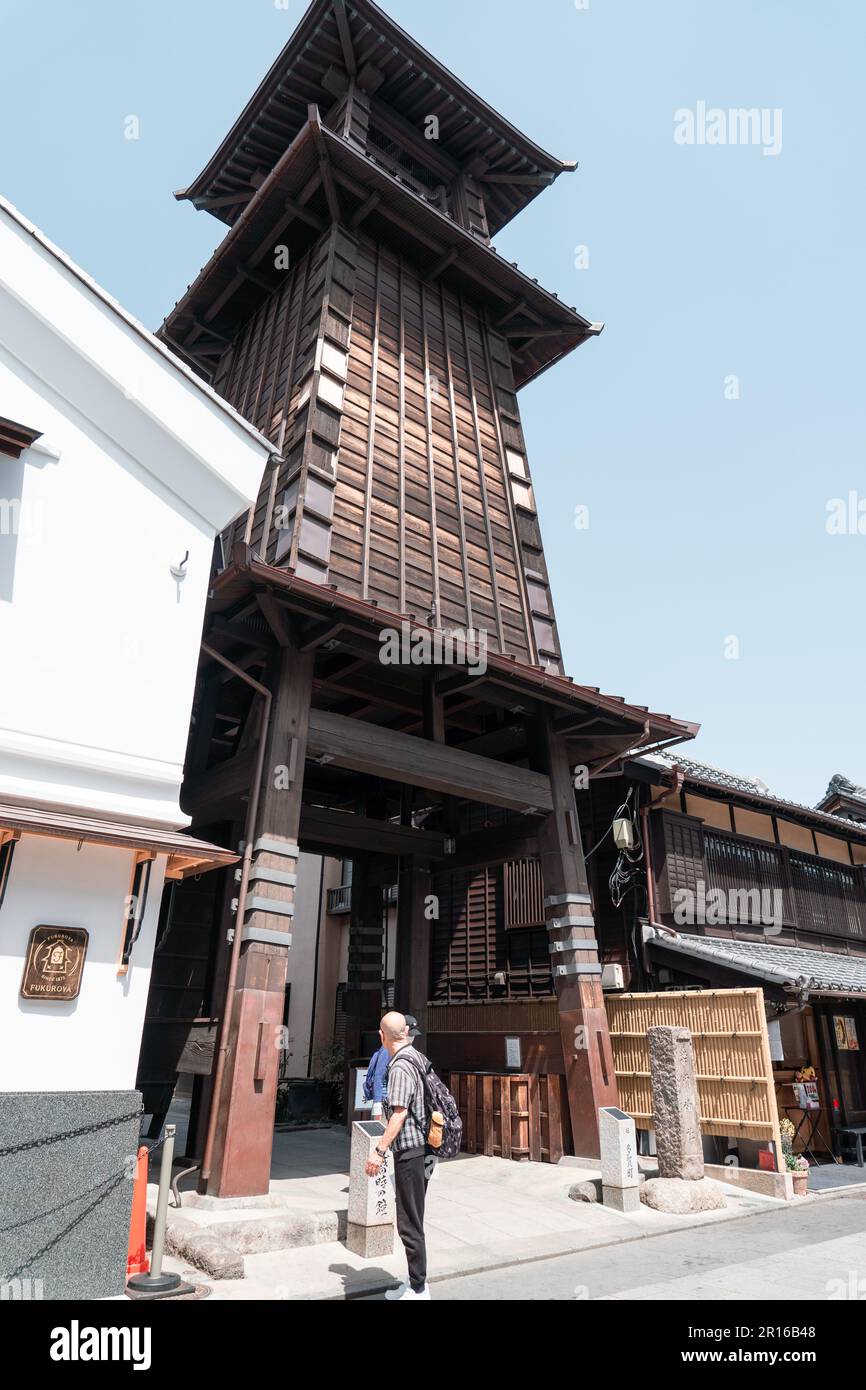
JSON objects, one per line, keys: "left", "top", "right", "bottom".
{"left": 648, "top": 752, "right": 769, "bottom": 796}
{"left": 640, "top": 752, "right": 866, "bottom": 839}
{"left": 823, "top": 774, "right": 866, "bottom": 807}
{"left": 647, "top": 930, "right": 866, "bottom": 996}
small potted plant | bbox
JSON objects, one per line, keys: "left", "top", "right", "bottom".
{"left": 780, "top": 1118, "right": 810, "bottom": 1195}
{"left": 790, "top": 1155, "right": 810, "bottom": 1196}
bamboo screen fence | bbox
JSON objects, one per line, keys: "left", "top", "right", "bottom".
{"left": 606, "top": 989, "right": 783, "bottom": 1158}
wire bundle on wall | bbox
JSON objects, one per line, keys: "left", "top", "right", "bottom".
{"left": 608, "top": 788, "right": 645, "bottom": 909}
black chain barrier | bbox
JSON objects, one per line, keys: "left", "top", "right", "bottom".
{"left": 1, "top": 1112, "right": 170, "bottom": 1286}
{"left": 0, "top": 1106, "right": 144, "bottom": 1159}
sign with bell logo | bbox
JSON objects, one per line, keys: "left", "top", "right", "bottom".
{"left": 20, "top": 926, "right": 89, "bottom": 1000}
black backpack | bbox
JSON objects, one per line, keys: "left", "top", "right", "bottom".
{"left": 398, "top": 1052, "right": 463, "bottom": 1160}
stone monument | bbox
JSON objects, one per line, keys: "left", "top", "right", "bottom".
{"left": 641, "top": 1026, "right": 726, "bottom": 1214}
{"left": 599, "top": 1106, "right": 641, "bottom": 1213}
{"left": 345, "top": 1120, "right": 395, "bottom": 1257}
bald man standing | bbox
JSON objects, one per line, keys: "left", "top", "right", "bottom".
{"left": 364, "top": 1012, "right": 431, "bottom": 1300}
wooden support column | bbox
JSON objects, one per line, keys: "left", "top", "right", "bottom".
{"left": 342, "top": 855, "right": 386, "bottom": 1065}
{"left": 395, "top": 856, "right": 432, "bottom": 1051}
{"left": 207, "top": 640, "right": 313, "bottom": 1197}
{"left": 536, "top": 718, "right": 618, "bottom": 1159}
{"left": 394, "top": 677, "right": 440, "bottom": 1050}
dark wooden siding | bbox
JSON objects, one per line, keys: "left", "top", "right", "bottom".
{"left": 653, "top": 811, "right": 706, "bottom": 917}
{"left": 210, "top": 224, "right": 563, "bottom": 668}
{"left": 431, "top": 863, "right": 552, "bottom": 1002}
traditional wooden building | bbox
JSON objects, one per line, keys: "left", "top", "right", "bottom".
{"left": 142, "top": 0, "right": 697, "bottom": 1195}
{"left": 580, "top": 753, "right": 866, "bottom": 1163}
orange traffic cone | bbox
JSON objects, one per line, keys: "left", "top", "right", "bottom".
{"left": 127, "top": 1145, "right": 150, "bottom": 1277}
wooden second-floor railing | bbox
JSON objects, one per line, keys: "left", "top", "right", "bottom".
{"left": 704, "top": 831, "right": 793, "bottom": 925}
{"left": 656, "top": 811, "right": 866, "bottom": 945}
{"left": 787, "top": 850, "right": 866, "bottom": 938}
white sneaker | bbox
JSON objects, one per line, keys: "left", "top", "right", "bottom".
{"left": 384, "top": 1282, "right": 430, "bottom": 1300}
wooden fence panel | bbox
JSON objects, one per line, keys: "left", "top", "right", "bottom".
{"left": 606, "top": 989, "right": 783, "bottom": 1164}
{"left": 448, "top": 1071, "right": 567, "bottom": 1163}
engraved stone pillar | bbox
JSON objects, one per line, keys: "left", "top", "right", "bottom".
{"left": 647, "top": 1025, "right": 704, "bottom": 1181}
{"left": 346, "top": 1120, "right": 395, "bottom": 1258}
{"left": 599, "top": 1105, "right": 641, "bottom": 1213}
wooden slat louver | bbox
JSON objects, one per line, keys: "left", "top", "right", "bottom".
{"left": 789, "top": 852, "right": 866, "bottom": 939}
{"left": 653, "top": 811, "right": 706, "bottom": 919}
{"left": 503, "top": 857, "right": 544, "bottom": 929}
{"left": 703, "top": 831, "right": 792, "bottom": 926}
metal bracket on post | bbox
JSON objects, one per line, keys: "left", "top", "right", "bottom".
{"left": 546, "top": 915, "right": 595, "bottom": 932}
{"left": 544, "top": 892, "right": 592, "bottom": 909}
{"left": 548, "top": 937, "right": 600, "bottom": 954}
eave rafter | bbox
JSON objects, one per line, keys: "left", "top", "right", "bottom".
{"left": 0, "top": 415, "right": 43, "bottom": 459}
{"left": 332, "top": 0, "right": 357, "bottom": 77}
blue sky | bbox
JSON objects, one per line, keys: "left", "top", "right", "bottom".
{"left": 2, "top": 0, "right": 863, "bottom": 803}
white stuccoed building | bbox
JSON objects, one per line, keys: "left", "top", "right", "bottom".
{"left": 0, "top": 196, "right": 272, "bottom": 1299}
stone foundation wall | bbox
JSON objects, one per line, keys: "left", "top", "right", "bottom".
{"left": 0, "top": 1090, "right": 141, "bottom": 1300}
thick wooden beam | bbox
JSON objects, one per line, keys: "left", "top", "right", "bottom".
{"left": 256, "top": 591, "right": 294, "bottom": 649}
{"left": 283, "top": 195, "right": 326, "bottom": 231}
{"left": 480, "top": 172, "right": 557, "bottom": 186}
{"left": 181, "top": 748, "right": 256, "bottom": 818}
{"left": 309, "top": 106, "right": 342, "bottom": 222}
{"left": 306, "top": 709, "right": 553, "bottom": 812}
{"left": 299, "top": 805, "right": 447, "bottom": 858}
{"left": 332, "top": 0, "right": 357, "bottom": 77}
{"left": 350, "top": 191, "right": 380, "bottom": 229}
{"left": 192, "top": 188, "right": 257, "bottom": 210}
{"left": 447, "top": 819, "right": 542, "bottom": 872}
{"left": 238, "top": 262, "right": 276, "bottom": 293}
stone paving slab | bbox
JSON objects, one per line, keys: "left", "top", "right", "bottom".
{"left": 158, "top": 1182, "right": 780, "bottom": 1299}
{"left": 149, "top": 1121, "right": 832, "bottom": 1292}
{"left": 604, "top": 1231, "right": 865, "bottom": 1302}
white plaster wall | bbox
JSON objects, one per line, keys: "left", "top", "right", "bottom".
{"left": 0, "top": 835, "right": 165, "bottom": 1091}
{"left": 0, "top": 351, "right": 215, "bottom": 824}
{"left": 0, "top": 204, "right": 271, "bottom": 826}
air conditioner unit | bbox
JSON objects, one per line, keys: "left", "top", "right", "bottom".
{"left": 601, "top": 963, "right": 625, "bottom": 991}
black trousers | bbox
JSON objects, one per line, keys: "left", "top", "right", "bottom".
{"left": 393, "top": 1145, "right": 430, "bottom": 1291}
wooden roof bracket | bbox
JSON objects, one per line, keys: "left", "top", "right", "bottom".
{"left": 332, "top": 0, "right": 357, "bottom": 77}
{"left": 309, "top": 105, "right": 342, "bottom": 222}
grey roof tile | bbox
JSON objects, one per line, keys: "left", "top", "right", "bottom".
{"left": 648, "top": 931, "right": 866, "bottom": 995}
{"left": 639, "top": 752, "right": 866, "bottom": 838}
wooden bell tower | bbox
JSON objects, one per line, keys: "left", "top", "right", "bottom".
{"left": 154, "top": 0, "right": 696, "bottom": 1195}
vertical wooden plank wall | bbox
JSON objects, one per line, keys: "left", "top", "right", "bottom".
{"left": 210, "top": 225, "right": 565, "bottom": 670}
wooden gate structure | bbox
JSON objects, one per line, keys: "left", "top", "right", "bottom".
{"left": 607, "top": 988, "right": 784, "bottom": 1163}
{"left": 138, "top": 0, "right": 698, "bottom": 1196}
{"left": 448, "top": 1071, "right": 570, "bottom": 1164}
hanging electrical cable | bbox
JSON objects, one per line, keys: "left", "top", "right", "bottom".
{"left": 608, "top": 787, "right": 646, "bottom": 909}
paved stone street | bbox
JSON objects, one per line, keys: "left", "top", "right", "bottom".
{"left": 390, "top": 1192, "right": 866, "bottom": 1301}
{"left": 156, "top": 1127, "right": 866, "bottom": 1300}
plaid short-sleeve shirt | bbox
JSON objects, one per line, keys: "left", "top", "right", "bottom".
{"left": 384, "top": 1046, "right": 428, "bottom": 1152}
